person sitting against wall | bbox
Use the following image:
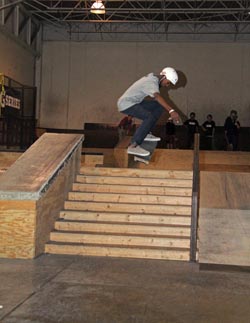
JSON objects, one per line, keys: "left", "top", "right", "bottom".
{"left": 117, "top": 115, "right": 134, "bottom": 142}
{"left": 202, "top": 114, "right": 216, "bottom": 150}
{"left": 224, "top": 110, "right": 240, "bottom": 151}
{"left": 165, "top": 117, "right": 177, "bottom": 149}
{"left": 184, "top": 112, "right": 199, "bottom": 149}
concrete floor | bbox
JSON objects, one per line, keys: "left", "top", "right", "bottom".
{"left": 0, "top": 255, "right": 250, "bottom": 323}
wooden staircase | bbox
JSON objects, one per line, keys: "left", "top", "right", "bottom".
{"left": 45, "top": 167, "right": 193, "bottom": 261}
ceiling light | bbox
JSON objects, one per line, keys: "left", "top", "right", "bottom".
{"left": 91, "top": 1, "right": 105, "bottom": 15}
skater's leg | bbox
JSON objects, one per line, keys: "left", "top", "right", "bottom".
{"left": 123, "top": 101, "right": 164, "bottom": 145}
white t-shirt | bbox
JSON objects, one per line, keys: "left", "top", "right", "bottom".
{"left": 117, "top": 73, "right": 160, "bottom": 112}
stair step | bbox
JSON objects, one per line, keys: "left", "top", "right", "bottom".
{"left": 50, "top": 231, "right": 190, "bottom": 248}
{"left": 68, "top": 192, "right": 192, "bottom": 206}
{"left": 45, "top": 242, "right": 190, "bottom": 261}
{"left": 72, "top": 183, "right": 192, "bottom": 196}
{"left": 80, "top": 167, "right": 193, "bottom": 180}
{"left": 60, "top": 210, "right": 191, "bottom": 225}
{"left": 76, "top": 175, "right": 192, "bottom": 188}
{"left": 64, "top": 201, "right": 191, "bottom": 216}
{"left": 46, "top": 166, "right": 194, "bottom": 262}
{"left": 54, "top": 220, "right": 190, "bottom": 236}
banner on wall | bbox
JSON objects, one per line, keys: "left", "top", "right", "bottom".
{"left": 1, "top": 87, "right": 22, "bottom": 117}
{"left": 0, "top": 73, "right": 21, "bottom": 115}
{"left": 4, "top": 94, "right": 21, "bottom": 110}
{"left": 2, "top": 88, "right": 21, "bottom": 109}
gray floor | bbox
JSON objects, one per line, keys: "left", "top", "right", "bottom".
{"left": 0, "top": 255, "right": 250, "bottom": 323}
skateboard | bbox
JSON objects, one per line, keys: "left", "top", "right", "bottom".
{"left": 134, "top": 140, "right": 158, "bottom": 164}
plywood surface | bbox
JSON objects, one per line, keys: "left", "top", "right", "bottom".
{"left": 0, "top": 144, "right": 82, "bottom": 259}
{"left": 0, "top": 200, "right": 36, "bottom": 258}
{"left": 200, "top": 171, "right": 250, "bottom": 209}
{"left": 199, "top": 170, "right": 250, "bottom": 267}
{"left": 0, "top": 133, "right": 83, "bottom": 199}
{"left": 199, "top": 208, "right": 250, "bottom": 266}
{"left": 35, "top": 149, "right": 80, "bottom": 256}
{"left": 45, "top": 243, "right": 190, "bottom": 261}
{"left": 138, "top": 149, "right": 193, "bottom": 170}
{"left": 112, "top": 138, "right": 250, "bottom": 171}
{"left": 82, "top": 148, "right": 115, "bottom": 167}
{"left": 50, "top": 231, "right": 190, "bottom": 248}
{"left": 200, "top": 151, "right": 250, "bottom": 166}
{"left": 80, "top": 166, "right": 193, "bottom": 179}
{"left": 82, "top": 154, "right": 104, "bottom": 166}
{"left": 138, "top": 150, "right": 250, "bottom": 171}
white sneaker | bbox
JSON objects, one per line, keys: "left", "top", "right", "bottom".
{"left": 134, "top": 156, "right": 149, "bottom": 165}
{"left": 144, "top": 134, "right": 161, "bottom": 142}
{"left": 127, "top": 145, "right": 150, "bottom": 156}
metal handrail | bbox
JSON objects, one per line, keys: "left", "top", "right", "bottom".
{"left": 190, "top": 133, "right": 200, "bottom": 262}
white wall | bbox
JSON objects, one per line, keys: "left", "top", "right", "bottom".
{"left": 0, "top": 31, "right": 35, "bottom": 86}
{"left": 38, "top": 41, "right": 250, "bottom": 128}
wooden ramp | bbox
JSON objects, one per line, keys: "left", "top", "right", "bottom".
{"left": 45, "top": 167, "right": 193, "bottom": 261}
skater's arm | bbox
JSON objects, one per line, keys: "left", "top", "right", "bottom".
{"left": 153, "top": 93, "right": 180, "bottom": 123}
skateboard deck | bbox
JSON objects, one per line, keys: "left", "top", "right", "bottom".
{"left": 134, "top": 140, "right": 158, "bottom": 164}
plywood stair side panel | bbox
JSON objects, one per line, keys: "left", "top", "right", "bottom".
{"left": 45, "top": 167, "right": 193, "bottom": 261}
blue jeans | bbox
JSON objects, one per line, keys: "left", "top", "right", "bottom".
{"left": 121, "top": 100, "right": 164, "bottom": 145}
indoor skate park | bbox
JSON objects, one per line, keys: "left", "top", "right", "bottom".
{"left": 0, "top": 1, "right": 250, "bottom": 322}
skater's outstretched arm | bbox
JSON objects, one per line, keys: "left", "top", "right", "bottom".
{"left": 153, "top": 92, "right": 181, "bottom": 124}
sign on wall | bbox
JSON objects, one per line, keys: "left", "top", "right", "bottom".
{"left": 3, "top": 93, "right": 21, "bottom": 109}
{"left": 1, "top": 87, "right": 22, "bottom": 116}
{"left": 1, "top": 73, "right": 21, "bottom": 115}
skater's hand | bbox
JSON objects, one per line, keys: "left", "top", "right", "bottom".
{"left": 170, "top": 111, "right": 181, "bottom": 125}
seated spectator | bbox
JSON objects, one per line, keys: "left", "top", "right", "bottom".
{"left": 184, "top": 112, "right": 199, "bottom": 149}
{"left": 202, "top": 114, "right": 216, "bottom": 150}
{"left": 165, "top": 117, "right": 177, "bottom": 149}
{"left": 224, "top": 110, "right": 240, "bottom": 151}
{"left": 117, "top": 115, "right": 134, "bottom": 142}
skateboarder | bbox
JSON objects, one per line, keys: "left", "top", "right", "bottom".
{"left": 117, "top": 67, "right": 181, "bottom": 156}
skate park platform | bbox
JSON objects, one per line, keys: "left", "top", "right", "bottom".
{"left": 113, "top": 137, "right": 250, "bottom": 267}
{"left": 0, "top": 133, "right": 250, "bottom": 269}
{"left": 113, "top": 136, "right": 250, "bottom": 172}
